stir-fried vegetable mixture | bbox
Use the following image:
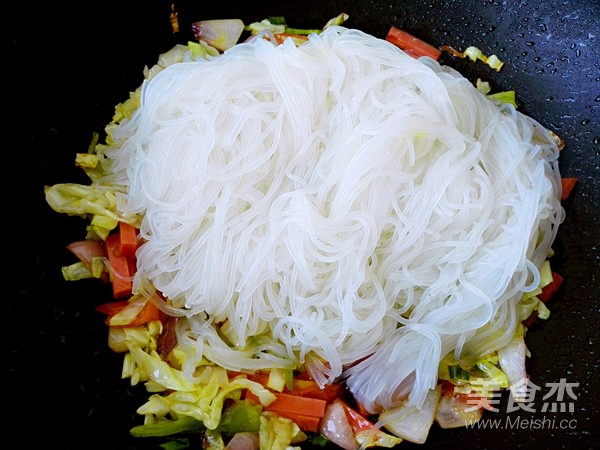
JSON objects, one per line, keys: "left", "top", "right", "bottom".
{"left": 44, "top": 13, "right": 574, "bottom": 450}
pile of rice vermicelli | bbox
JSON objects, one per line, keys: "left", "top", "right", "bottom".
{"left": 100, "top": 26, "right": 563, "bottom": 413}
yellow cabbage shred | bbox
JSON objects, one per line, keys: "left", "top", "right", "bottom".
{"left": 259, "top": 412, "right": 305, "bottom": 450}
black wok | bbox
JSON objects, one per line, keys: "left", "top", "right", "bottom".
{"left": 8, "top": 0, "right": 598, "bottom": 449}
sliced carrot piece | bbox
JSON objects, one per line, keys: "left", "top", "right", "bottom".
{"left": 123, "top": 301, "right": 160, "bottom": 327}
{"left": 95, "top": 300, "right": 129, "bottom": 316}
{"left": 127, "top": 253, "right": 137, "bottom": 278}
{"left": 244, "top": 391, "right": 324, "bottom": 432}
{"left": 386, "top": 26, "right": 441, "bottom": 60}
{"left": 538, "top": 272, "right": 564, "bottom": 302}
{"left": 245, "top": 372, "right": 343, "bottom": 402}
{"left": 244, "top": 372, "right": 270, "bottom": 385}
{"left": 275, "top": 411, "right": 322, "bottom": 433}
{"left": 245, "top": 390, "right": 327, "bottom": 418}
{"left": 118, "top": 222, "right": 138, "bottom": 257}
{"left": 560, "top": 177, "right": 577, "bottom": 201}
{"left": 105, "top": 233, "right": 132, "bottom": 299}
{"left": 95, "top": 299, "right": 160, "bottom": 327}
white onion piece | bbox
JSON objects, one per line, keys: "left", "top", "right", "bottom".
{"left": 319, "top": 400, "right": 358, "bottom": 450}
{"left": 66, "top": 240, "right": 106, "bottom": 270}
{"left": 379, "top": 384, "right": 441, "bottom": 444}
{"left": 192, "top": 19, "right": 245, "bottom": 51}
{"left": 434, "top": 392, "right": 483, "bottom": 428}
{"left": 224, "top": 432, "right": 259, "bottom": 450}
{"left": 497, "top": 335, "right": 528, "bottom": 402}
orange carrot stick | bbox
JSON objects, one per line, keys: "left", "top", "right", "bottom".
{"left": 118, "top": 222, "right": 138, "bottom": 257}
{"left": 275, "top": 411, "right": 322, "bottom": 433}
{"left": 538, "top": 272, "right": 564, "bottom": 302}
{"left": 560, "top": 177, "right": 577, "bottom": 201}
{"left": 245, "top": 390, "right": 327, "bottom": 418}
{"left": 105, "top": 233, "right": 132, "bottom": 299}
{"left": 96, "top": 299, "right": 160, "bottom": 327}
{"left": 386, "top": 26, "right": 441, "bottom": 60}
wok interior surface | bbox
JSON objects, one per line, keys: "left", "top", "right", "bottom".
{"left": 8, "top": 0, "right": 598, "bottom": 449}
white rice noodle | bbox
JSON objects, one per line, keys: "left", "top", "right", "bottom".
{"left": 100, "top": 26, "right": 563, "bottom": 413}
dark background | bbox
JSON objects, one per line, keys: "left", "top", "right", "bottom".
{"left": 7, "top": 1, "right": 598, "bottom": 449}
